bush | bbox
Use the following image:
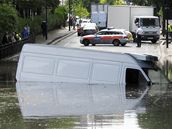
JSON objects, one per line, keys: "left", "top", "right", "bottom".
{"left": 17, "top": 13, "right": 66, "bottom": 41}
{"left": 0, "top": 4, "right": 18, "bottom": 40}
{"left": 54, "top": 6, "right": 68, "bottom": 26}
{"left": 0, "top": 4, "right": 67, "bottom": 42}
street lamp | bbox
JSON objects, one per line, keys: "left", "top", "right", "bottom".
{"left": 68, "top": 0, "right": 71, "bottom": 31}
{"left": 163, "top": 0, "right": 169, "bottom": 48}
{"left": 45, "top": 0, "right": 48, "bottom": 40}
{"left": 165, "top": 6, "right": 169, "bottom": 48}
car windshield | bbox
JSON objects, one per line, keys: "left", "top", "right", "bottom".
{"left": 140, "top": 18, "right": 159, "bottom": 27}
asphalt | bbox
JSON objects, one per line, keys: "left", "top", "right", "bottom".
{"left": 35, "top": 27, "right": 76, "bottom": 44}
{"left": 32, "top": 28, "right": 172, "bottom": 58}
{"left": 2, "top": 27, "right": 172, "bottom": 61}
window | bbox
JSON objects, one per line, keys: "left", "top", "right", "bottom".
{"left": 56, "top": 60, "right": 90, "bottom": 79}
{"left": 125, "top": 68, "right": 149, "bottom": 99}
{"left": 125, "top": 68, "right": 147, "bottom": 85}
{"left": 140, "top": 18, "right": 159, "bottom": 27}
{"left": 112, "top": 31, "right": 123, "bottom": 35}
{"left": 97, "top": 31, "right": 106, "bottom": 35}
{"left": 91, "top": 63, "right": 120, "bottom": 84}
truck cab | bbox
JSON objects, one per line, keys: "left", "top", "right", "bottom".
{"left": 132, "top": 16, "right": 160, "bottom": 43}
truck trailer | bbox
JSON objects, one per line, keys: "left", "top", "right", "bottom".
{"left": 91, "top": 4, "right": 108, "bottom": 29}
{"left": 107, "top": 5, "right": 160, "bottom": 43}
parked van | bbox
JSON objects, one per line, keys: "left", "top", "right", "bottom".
{"left": 16, "top": 44, "right": 158, "bottom": 85}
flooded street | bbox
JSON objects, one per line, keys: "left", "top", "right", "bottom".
{"left": 0, "top": 60, "right": 172, "bottom": 129}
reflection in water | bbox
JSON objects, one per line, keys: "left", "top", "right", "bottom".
{"left": 138, "top": 83, "right": 172, "bottom": 129}
{"left": 0, "top": 61, "right": 17, "bottom": 82}
{"left": 0, "top": 82, "right": 21, "bottom": 129}
{"left": 160, "top": 57, "right": 172, "bottom": 82}
{"left": 15, "top": 82, "right": 148, "bottom": 129}
{"left": 1, "top": 61, "right": 172, "bottom": 129}
{"left": 0, "top": 82, "right": 75, "bottom": 129}
{"left": 0, "top": 82, "right": 172, "bottom": 129}
{"left": 16, "top": 82, "right": 148, "bottom": 118}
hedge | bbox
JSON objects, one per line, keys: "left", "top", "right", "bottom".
{"left": 0, "top": 4, "right": 18, "bottom": 40}
{"left": 17, "top": 6, "right": 67, "bottom": 40}
{"left": 0, "top": 5, "right": 67, "bottom": 42}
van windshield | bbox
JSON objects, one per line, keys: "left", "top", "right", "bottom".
{"left": 125, "top": 68, "right": 148, "bottom": 86}
{"left": 140, "top": 18, "right": 159, "bottom": 27}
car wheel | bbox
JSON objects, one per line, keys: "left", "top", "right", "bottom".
{"left": 113, "top": 39, "right": 120, "bottom": 46}
{"left": 83, "top": 40, "right": 90, "bottom": 46}
{"left": 92, "top": 44, "right": 96, "bottom": 46}
{"left": 121, "top": 43, "right": 126, "bottom": 46}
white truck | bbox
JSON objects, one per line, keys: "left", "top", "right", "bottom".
{"left": 107, "top": 5, "right": 160, "bottom": 43}
{"left": 91, "top": 4, "right": 108, "bottom": 29}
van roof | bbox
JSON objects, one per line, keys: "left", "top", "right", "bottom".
{"left": 21, "top": 44, "right": 157, "bottom": 66}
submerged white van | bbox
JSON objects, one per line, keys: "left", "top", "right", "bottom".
{"left": 16, "top": 44, "right": 158, "bottom": 85}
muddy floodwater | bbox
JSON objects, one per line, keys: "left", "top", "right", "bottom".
{"left": 0, "top": 60, "right": 172, "bottom": 129}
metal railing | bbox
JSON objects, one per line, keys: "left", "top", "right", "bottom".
{"left": 0, "top": 37, "right": 33, "bottom": 59}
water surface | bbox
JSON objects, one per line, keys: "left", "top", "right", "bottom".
{"left": 0, "top": 60, "right": 172, "bottom": 129}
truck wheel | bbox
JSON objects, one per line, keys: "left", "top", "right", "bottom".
{"left": 83, "top": 40, "right": 90, "bottom": 46}
{"left": 151, "top": 39, "right": 157, "bottom": 43}
{"left": 113, "top": 40, "right": 120, "bottom": 46}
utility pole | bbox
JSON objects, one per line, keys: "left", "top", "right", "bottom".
{"left": 164, "top": 0, "right": 169, "bottom": 48}
{"left": 166, "top": 8, "right": 169, "bottom": 48}
{"left": 162, "top": 0, "right": 165, "bottom": 37}
{"left": 45, "top": 0, "right": 48, "bottom": 40}
{"left": 69, "top": 0, "right": 71, "bottom": 31}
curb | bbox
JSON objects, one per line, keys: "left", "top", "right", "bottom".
{"left": 47, "top": 31, "right": 76, "bottom": 45}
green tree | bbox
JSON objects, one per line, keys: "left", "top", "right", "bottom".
{"left": 100, "top": 0, "right": 126, "bottom": 5}
{"left": 132, "top": 0, "right": 148, "bottom": 5}
{"left": 113, "top": 0, "right": 126, "bottom": 5}
{"left": 65, "top": 0, "right": 99, "bottom": 14}
{"left": 99, "top": 0, "right": 114, "bottom": 5}
{"left": 99, "top": 0, "right": 107, "bottom": 4}
{"left": 54, "top": 6, "right": 68, "bottom": 24}
{"left": 0, "top": 4, "right": 18, "bottom": 38}
{"left": 65, "top": 0, "right": 89, "bottom": 18}
{"left": 73, "top": 0, "right": 89, "bottom": 18}
{"left": 12, "top": 0, "right": 60, "bottom": 18}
